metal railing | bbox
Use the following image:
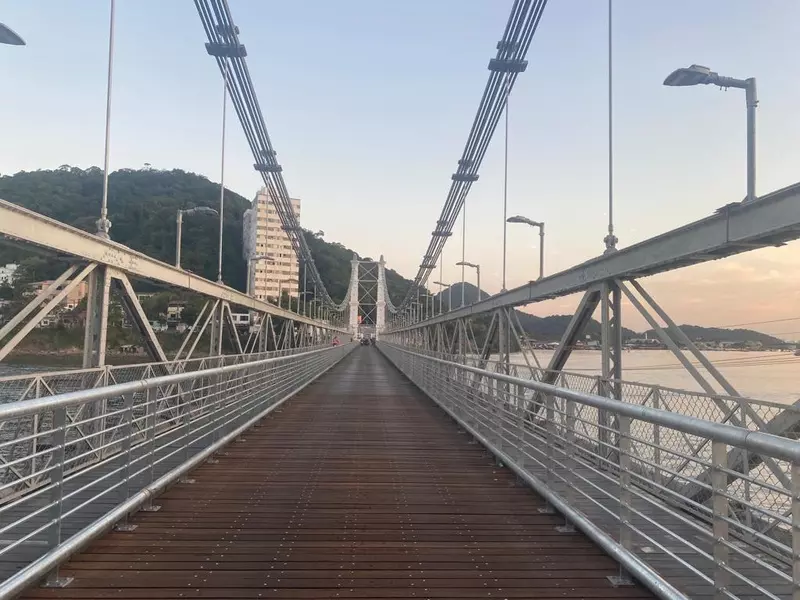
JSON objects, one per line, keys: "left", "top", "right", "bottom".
{"left": 380, "top": 342, "right": 800, "bottom": 600}
{"left": 0, "top": 345, "right": 326, "bottom": 499}
{"left": 413, "top": 348, "right": 800, "bottom": 547}
{"left": 0, "top": 343, "right": 354, "bottom": 594}
{"left": 0, "top": 346, "right": 313, "bottom": 405}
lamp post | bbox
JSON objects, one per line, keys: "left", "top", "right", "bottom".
{"left": 663, "top": 64, "right": 758, "bottom": 204}
{"left": 277, "top": 280, "right": 289, "bottom": 310}
{"left": 433, "top": 281, "right": 451, "bottom": 315}
{"left": 455, "top": 261, "right": 481, "bottom": 303}
{"left": 419, "top": 293, "right": 431, "bottom": 320}
{"left": 95, "top": 0, "right": 116, "bottom": 239}
{"left": 175, "top": 207, "right": 219, "bottom": 268}
{"left": 299, "top": 291, "right": 313, "bottom": 316}
{"left": 246, "top": 254, "right": 275, "bottom": 297}
{"left": 507, "top": 216, "right": 545, "bottom": 280}
{"left": 0, "top": 23, "right": 25, "bottom": 46}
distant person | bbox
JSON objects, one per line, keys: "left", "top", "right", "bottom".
{"left": 332, "top": 336, "right": 340, "bottom": 346}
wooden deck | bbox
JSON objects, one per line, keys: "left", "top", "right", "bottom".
{"left": 22, "top": 347, "right": 653, "bottom": 599}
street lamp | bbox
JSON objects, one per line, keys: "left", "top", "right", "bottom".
{"left": 419, "top": 292, "right": 432, "bottom": 320}
{"left": 0, "top": 23, "right": 25, "bottom": 46}
{"left": 507, "top": 215, "right": 545, "bottom": 280}
{"left": 277, "top": 280, "right": 293, "bottom": 310}
{"left": 456, "top": 261, "right": 481, "bottom": 304}
{"left": 175, "top": 207, "right": 219, "bottom": 268}
{"left": 663, "top": 64, "right": 758, "bottom": 204}
{"left": 433, "top": 281, "right": 451, "bottom": 315}
{"left": 246, "top": 254, "right": 275, "bottom": 297}
{"left": 309, "top": 298, "right": 320, "bottom": 320}
{"left": 299, "top": 290, "right": 314, "bottom": 316}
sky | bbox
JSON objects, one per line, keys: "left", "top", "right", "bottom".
{"left": 1, "top": 1, "right": 800, "bottom": 336}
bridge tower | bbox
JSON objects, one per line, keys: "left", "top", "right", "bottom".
{"left": 375, "top": 255, "right": 387, "bottom": 337}
{"left": 347, "top": 254, "right": 360, "bottom": 334}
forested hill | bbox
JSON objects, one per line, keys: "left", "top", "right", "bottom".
{"left": 0, "top": 166, "right": 412, "bottom": 302}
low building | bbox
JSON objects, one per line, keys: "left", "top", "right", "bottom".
{"left": 230, "top": 312, "right": 251, "bottom": 327}
{"left": 30, "top": 280, "right": 88, "bottom": 311}
{"left": 166, "top": 301, "right": 186, "bottom": 322}
{"left": 0, "top": 264, "right": 18, "bottom": 286}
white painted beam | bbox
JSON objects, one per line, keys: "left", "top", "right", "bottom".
{"left": 0, "top": 199, "right": 347, "bottom": 331}
{"left": 394, "top": 182, "right": 800, "bottom": 331}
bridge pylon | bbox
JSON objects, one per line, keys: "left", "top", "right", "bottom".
{"left": 375, "top": 255, "right": 387, "bottom": 338}
{"left": 347, "top": 254, "right": 360, "bottom": 334}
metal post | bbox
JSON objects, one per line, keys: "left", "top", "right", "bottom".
{"left": 302, "top": 260, "right": 307, "bottom": 316}
{"left": 603, "top": 0, "right": 617, "bottom": 253}
{"left": 608, "top": 413, "right": 634, "bottom": 586}
{"left": 461, "top": 202, "right": 466, "bottom": 308}
{"left": 538, "top": 224, "right": 545, "bottom": 280}
{"left": 97, "top": 0, "right": 115, "bottom": 239}
{"left": 175, "top": 211, "right": 183, "bottom": 268}
{"left": 217, "top": 79, "right": 227, "bottom": 283}
{"left": 448, "top": 285, "right": 452, "bottom": 314}
{"left": 745, "top": 78, "right": 757, "bottom": 204}
{"left": 476, "top": 266, "right": 481, "bottom": 302}
{"left": 246, "top": 259, "right": 252, "bottom": 297}
{"left": 83, "top": 267, "right": 111, "bottom": 368}
{"left": 600, "top": 281, "right": 622, "bottom": 462}
{"left": 142, "top": 387, "right": 161, "bottom": 511}
{"left": 557, "top": 398, "right": 577, "bottom": 533}
{"left": 501, "top": 92, "right": 509, "bottom": 291}
{"left": 712, "top": 441, "right": 730, "bottom": 599}
{"left": 113, "top": 393, "right": 137, "bottom": 531}
{"left": 792, "top": 461, "right": 800, "bottom": 600}
{"left": 42, "top": 406, "right": 72, "bottom": 588}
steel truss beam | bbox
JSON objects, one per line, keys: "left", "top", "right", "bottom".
{"left": 391, "top": 181, "right": 800, "bottom": 332}
{"left": 0, "top": 199, "right": 346, "bottom": 331}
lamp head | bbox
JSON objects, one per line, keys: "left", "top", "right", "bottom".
{"left": 0, "top": 23, "right": 25, "bottom": 46}
{"left": 663, "top": 64, "right": 714, "bottom": 87}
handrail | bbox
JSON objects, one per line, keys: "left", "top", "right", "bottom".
{"left": 0, "top": 345, "right": 334, "bottom": 421}
{"left": 384, "top": 344, "right": 800, "bottom": 463}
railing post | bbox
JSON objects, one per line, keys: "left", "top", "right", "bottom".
{"left": 538, "top": 393, "right": 556, "bottom": 515}
{"left": 740, "top": 399, "right": 752, "bottom": 533}
{"left": 114, "top": 393, "right": 137, "bottom": 531}
{"left": 179, "top": 381, "right": 195, "bottom": 484}
{"left": 556, "top": 398, "right": 577, "bottom": 533}
{"left": 516, "top": 386, "right": 527, "bottom": 468}
{"left": 42, "top": 406, "right": 73, "bottom": 588}
{"left": 792, "top": 460, "right": 800, "bottom": 600}
{"left": 712, "top": 440, "right": 730, "bottom": 600}
{"left": 607, "top": 413, "right": 634, "bottom": 586}
{"left": 31, "top": 378, "right": 43, "bottom": 485}
{"left": 652, "top": 388, "right": 662, "bottom": 486}
{"left": 142, "top": 386, "right": 160, "bottom": 511}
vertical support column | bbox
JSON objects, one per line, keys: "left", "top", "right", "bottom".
{"left": 348, "top": 254, "right": 360, "bottom": 335}
{"left": 712, "top": 441, "right": 730, "bottom": 600}
{"left": 42, "top": 407, "right": 73, "bottom": 588}
{"left": 556, "top": 398, "right": 577, "bottom": 533}
{"left": 209, "top": 301, "right": 224, "bottom": 357}
{"left": 600, "top": 281, "right": 622, "bottom": 463}
{"left": 83, "top": 266, "right": 111, "bottom": 368}
{"left": 792, "top": 461, "right": 800, "bottom": 600}
{"left": 142, "top": 386, "right": 161, "bottom": 511}
{"left": 376, "top": 255, "right": 387, "bottom": 338}
{"left": 607, "top": 413, "right": 634, "bottom": 586}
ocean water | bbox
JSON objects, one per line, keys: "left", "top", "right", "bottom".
{"left": 512, "top": 349, "right": 799, "bottom": 404}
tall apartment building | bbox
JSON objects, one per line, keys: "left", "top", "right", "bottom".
{"left": 245, "top": 188, "right": 301, "bottom": 302}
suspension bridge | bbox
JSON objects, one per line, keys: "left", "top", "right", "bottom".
{"left": 1, "top": 1, "right": 800, "bottom": 599}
